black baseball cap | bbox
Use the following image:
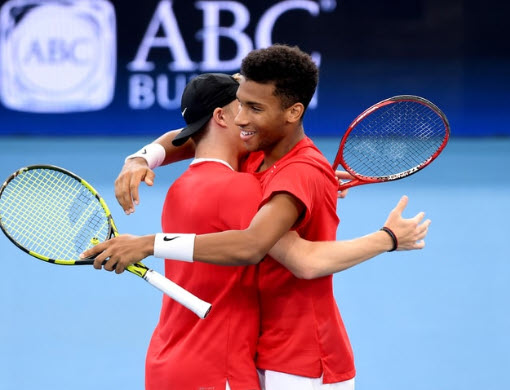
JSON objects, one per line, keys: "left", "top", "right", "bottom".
{"left": 172, "top": 73, "right": 239, "bottom": 146}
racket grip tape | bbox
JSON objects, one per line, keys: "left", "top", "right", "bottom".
{"left": 143, "top": 269, "right": 212, "bottom": 318}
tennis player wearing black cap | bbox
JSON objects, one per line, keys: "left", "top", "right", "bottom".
{"left": 140, "top": 73, "right": 264, "bottom": 390}
{"left": 172, "top": 73, "right": 241, "bottom": 146}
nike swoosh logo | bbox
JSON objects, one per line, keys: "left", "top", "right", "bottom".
{"left": 163, "top": 236, "right": 178, "bottom": 241}
{"left": 142, "top": 148, "right": 147, "bottom": 154}
{"left": 181, "top": 107, "right": 187, "bottom": 117}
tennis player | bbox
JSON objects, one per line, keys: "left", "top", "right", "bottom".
{"left": 85, "top": 45, "right": 430, "bottom": 389}
{"left": 146, "top": 73, "right": 263, "bottom": 390}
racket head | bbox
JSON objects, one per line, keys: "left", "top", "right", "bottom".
{"left": 333, "top": 95, "right": 450, "bottom": 189}
{"left": 0, "top": 165, "right": 116, "bottom": 265}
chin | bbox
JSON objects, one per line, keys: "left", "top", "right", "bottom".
{"left": 243, "top": 140, "right": 258, "bottom": 152}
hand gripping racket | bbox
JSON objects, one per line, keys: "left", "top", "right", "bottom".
{"left": 0, "top": 165, "right": 212, "bottom": 318}
{"left": 333, "top": 95, "right": 450, "bottom": 190}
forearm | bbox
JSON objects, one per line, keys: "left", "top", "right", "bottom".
{"left": 193, "top": 230, "right": 268, "bottom": 265}
{"left": 271, "top": 196, "right": 430, "bottom": 279}
{"left": 152, "top": 229, "right": 275, "bottom": 266}
{"left": 155, "top": 197, "right": 300, "bottom": 265}
{"left": 153, "top": 129, "right": 195, "bottom": 165}
{"left": 190, "top": 193, "right": 301, "bottom": 265}
{"left": 270, "top": 230, "right": 393, "bottom": 279}
{"left": 126, "top": 130, "right": 195, "bottom": 169}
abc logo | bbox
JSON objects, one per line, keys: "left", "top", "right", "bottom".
{"left": 0, "top": 0, "right": 116, "bottom": 113}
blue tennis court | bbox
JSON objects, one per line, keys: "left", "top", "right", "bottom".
{"left": 1, "top": 1, "right": 509, "bottom": 387}
{"left": 0, "top": 136, "right": 508, "bottom": 390}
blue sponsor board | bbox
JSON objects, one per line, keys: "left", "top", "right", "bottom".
{"left": 0, "top": 0, "right": 508, "bottom": 137}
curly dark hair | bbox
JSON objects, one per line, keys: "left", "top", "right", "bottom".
{"left": 240, "top": 44, "right": 318, "bottom": 111}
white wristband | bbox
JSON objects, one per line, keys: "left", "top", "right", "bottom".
{"left": 125, "top": 143, "right": 166, "bottom": 170}
{"left": 154, "top": 233, "right": 196, "bottom": 262}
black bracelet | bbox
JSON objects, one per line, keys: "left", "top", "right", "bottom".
{"left": 380, "top": 227, "right": 398, "bottom": 252}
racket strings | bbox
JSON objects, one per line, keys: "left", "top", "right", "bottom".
{"left": 344, "top": 101, "right": 446, "bottom": 178}
{"left": 2, "top": 171, "right": 77, "bottom": 256}
{"left": 0, "top": 169, "right": 109, "bottom": 259}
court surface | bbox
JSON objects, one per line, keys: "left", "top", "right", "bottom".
{"left": 0, "top": 136, "right": 508, "bottom": 390}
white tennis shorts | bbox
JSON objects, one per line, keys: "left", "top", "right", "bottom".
{"left": 259, "top": 370, "right": 355, "bottom": 390}
{"left": 225, "top": 371, "right": 355, "bottom": 390}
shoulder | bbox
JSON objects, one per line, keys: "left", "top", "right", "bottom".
{"left": 278, "top": 151, "right": 334, "bottom": 182}
{"left": 279, "top": 137, "right": 331, "bottom": 170}
{"left": 269, "top": 144, "right": 337, "bottom": 196}
{"left": 296, "top": 138, "right": 332, "bottom": 167}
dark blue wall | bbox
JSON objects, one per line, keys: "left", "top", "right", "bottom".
{"left": 0, "top": 0, "right": 507, "bottom": 137}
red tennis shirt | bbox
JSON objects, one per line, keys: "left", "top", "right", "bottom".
{"left": 146, "top": 160, "right": 263, "bottom": 390}
{"left": 242, "top": 137, "right": 356, "bottom": 383}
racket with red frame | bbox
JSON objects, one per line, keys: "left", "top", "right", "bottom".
{"left": 332, "top": 95, "right": 450, "bottom": 190}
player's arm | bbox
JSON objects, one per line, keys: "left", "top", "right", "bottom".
{"left": 82, "top": 192, "right": 305, "bottom": 273}
{"left": 115, "top": 129, "right": 195, "bottom": 214}
{"left": 192, "top": 192, "right": 303, "bottom": 265}
{"left": 268, "top": 195, "right": 431, "bottom": 279}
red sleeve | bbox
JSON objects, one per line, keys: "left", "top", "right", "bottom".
{"left": 259, "top": 162, "right": 325, "bottom": 230}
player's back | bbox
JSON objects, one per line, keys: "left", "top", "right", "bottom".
{"left": 146, "top": 160, "right": 263, "bottom": 390}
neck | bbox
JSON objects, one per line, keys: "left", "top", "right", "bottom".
{"left": 195, "top": 140, "right": 240, "bottom": 171}
{"left": 260, "top": 125, "right": 305, "bottom": 171}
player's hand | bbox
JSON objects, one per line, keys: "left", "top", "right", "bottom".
{"left": 383, "top": 195, "right": 431, "bottom": 251}
{"left": 335, "top": 170, "right": 354, "bottom": 198}
{"left": 80, "top": 234, "right": 155, "bottom": 274}
{"left": 115, "top": 158, "right": 156, "bottom": 214}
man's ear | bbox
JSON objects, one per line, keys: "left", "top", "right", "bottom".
{"left": 212, "top": 107, "right": 227, "bottom": 127}
{"left": 286, "top": 103, "right": 304, "bottom": 123}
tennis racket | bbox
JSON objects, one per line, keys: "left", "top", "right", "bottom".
{"left": 0, "top": 165, "right": 212, "bottom": 318}
{"left": 333, "top": 95, "right": 450, "bottom": 190}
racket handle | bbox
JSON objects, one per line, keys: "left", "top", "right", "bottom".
{"left": 143, "top": 269, "right": 212, "bottom": 319}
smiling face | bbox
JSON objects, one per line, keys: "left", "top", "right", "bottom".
{"left": 235, "top": 78, "right": 299, "bottom": 156}
{"left": 222, "top": 99, "right": 250, "bottom": 158}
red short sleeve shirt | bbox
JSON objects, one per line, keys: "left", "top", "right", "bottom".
{"left": 146, "top": 161, "right": 263, "bottom": 390}
{"left": 243, "top": 138, "right": 356, "bottom": 383}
